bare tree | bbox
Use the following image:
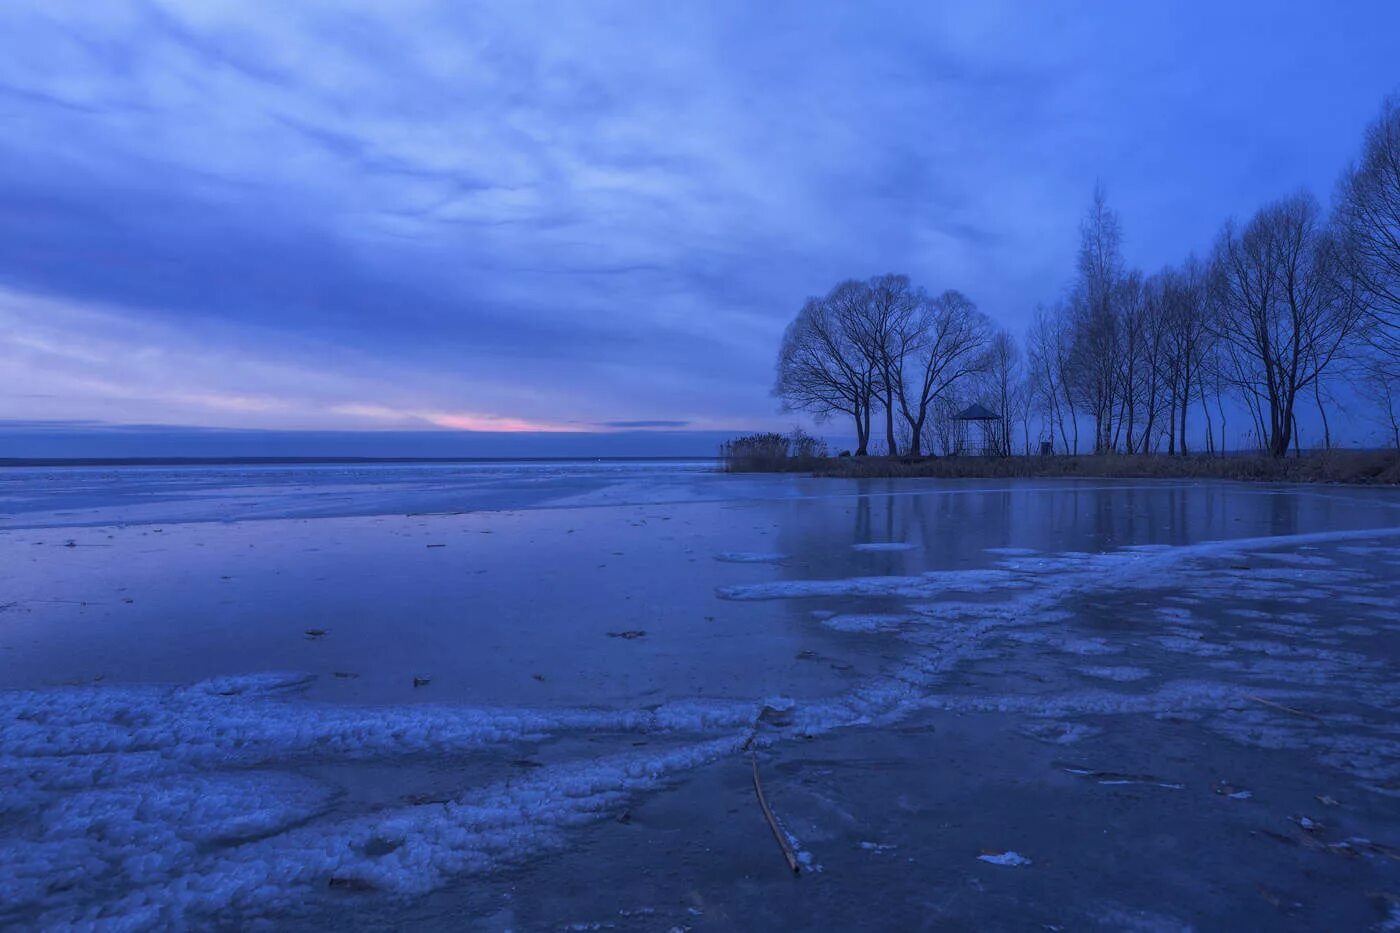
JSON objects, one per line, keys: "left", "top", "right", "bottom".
{"left": 1159, "top": 257, "right": 1209, "bottom": 454}
{"left": 892, "top": 290, "right": 992, "bottom": 456}
{"left": 1210, "top": 191, "right": 1363, "bottom": 456}
{"left": 1068, "top": 184, "right": 1126, "bottom": 453}
{"left": 773, "top": 284, "right": 878, "bottom": 454}
{"left": 925, "top": 392, "right": 966, "bottom": 457}
{"left": 1028, "top": 302, "right": 1078, "bottom": 453}
{"left": 1136, "top": 272, "right": 1173, "bottom": 453}
{"left": 1334, "top": 95, "right": 1400, "bottom": 366}
{"left": 980, "top": 328, "right": 1020, "bottom": 456}
{"left": 1113, "top": 271, "right": 1148, "bottom": 452}
{"left": 1192, "top": 285, "right": 1232, "bottom": 455}
{"left": 846, "top": 274, "right": 922, "bottom": 457}
{"left": 1364, "top": 354, "right": 1400, "bottom": 449}
{"left": 1017, "top": 351, "right": 1037, "bottom": 455}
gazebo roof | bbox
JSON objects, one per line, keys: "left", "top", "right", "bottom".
{"left": 952, "top": 402, "right": 1000, "bottom": 421}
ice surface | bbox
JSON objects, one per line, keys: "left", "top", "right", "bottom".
{"left": 3, "top": 466, "right": 1400, "bottom": 927}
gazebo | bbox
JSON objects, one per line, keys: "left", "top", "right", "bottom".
{"left": 951, "top": 403, "right": 1003, "bottom": 456}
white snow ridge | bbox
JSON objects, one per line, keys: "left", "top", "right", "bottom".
{"left": 0, "top": 674, "right": 763, "bottom": 927}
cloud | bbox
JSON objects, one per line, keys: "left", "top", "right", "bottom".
{"left": 596, "top": 420, "right": 691, "bottom": 429}
{"left": 0, "top": 1, "right": 1397, "bottom": 438}
{"left": 0, "top": 287, "right": 583, "bottom": 432}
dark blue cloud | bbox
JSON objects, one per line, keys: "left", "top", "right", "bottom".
{"left": 0, "top": 1, "right": 1397, "bottom": 441}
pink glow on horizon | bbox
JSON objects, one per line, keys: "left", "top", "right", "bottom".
{"left": 332, "top": 403, "right": 585, "bottom": 433}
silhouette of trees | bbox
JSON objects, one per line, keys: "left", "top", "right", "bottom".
{"left": 1209, "top": 192, "right": 1361, "bottom": 456}
{"left": 775, "top": 276, "right": 991, "bottom": 457}
{"left": 773, "top": 95, "right": 1399, "bottom": 457}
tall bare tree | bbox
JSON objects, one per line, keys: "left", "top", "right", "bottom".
{"left": 1069, "top": 184, "right": 1126, "bottom": 452}
{"left": 856, "top": 274, "right": 924, "bottom": 457}
{"left": 892, "top": 290, "right": 992, "bottom": 456}
{"left": 1364, "top": 353, "right": 1400, "bottom": 449}
{"left": 1210, "top": 191, "right": 1362, "bottom": 456}
{"left": 980, "top": 328, "right": 1020, "bottom": 456}
{"left": 1027, "top": 302, "right": 1078, "bottom": 454}
{"left": 773, "top": 284, "right": 878, "bottom": 454}
{"left": 1135, "top": 272, "right": 1172, "bottom": 453}
{"left": 1334, "top": 95, "right": 1400, "bottom": 366}
{"left": 1161, "top": 257, "right": 1209, "bottom": 454}
{"left": 1113, "top": 271, "right": 1147, "bottom": 452}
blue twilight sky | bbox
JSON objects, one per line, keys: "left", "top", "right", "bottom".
{"left": 1, "top": 1, "right": 1398, "bottom": 454}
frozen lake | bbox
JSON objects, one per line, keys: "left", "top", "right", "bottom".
{"left": 2, "top": 463, "right": 1400, "bottom": 929}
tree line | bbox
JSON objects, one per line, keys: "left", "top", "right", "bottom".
{"left": 775, "top": 95, "right": 1400, "bottom": 457}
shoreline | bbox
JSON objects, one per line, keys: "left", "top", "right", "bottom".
{"left": 726, "top": 450, "right": 1400, "bottom": 485}
{"left": 0, "top": 455, "right": 720, "bottom": 469}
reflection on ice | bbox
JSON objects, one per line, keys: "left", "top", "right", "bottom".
{"left": 2, "top": 469, "right": 1400, "bottom": 926}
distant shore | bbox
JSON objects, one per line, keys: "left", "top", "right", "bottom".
{"left": 0, "top": 455, "right": 719, "bottom": 469}
{"left": 725, "top": 450, "right": 1400, "bottom": 485}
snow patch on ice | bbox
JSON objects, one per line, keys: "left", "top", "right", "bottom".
{"left": 784, "top": 829, "right": 822, "bottom": 872}
{"left": 859, "top": 841, "right": 898, "bottom": 853}
{"left": 1258, "top": 552, "right": 1336, "bottom": 566}
{"left": 717, "top": 568, "right": 1021, "bottom": 601}
{"left": 1154, "top": 636, "right": 1233, "bottom": 657}
{"left": 713, "top": 551, "right": 787, "bottom": 563}
{"left": 1020, "top": 721, "right": 1104, "bottom": 745}
{"left": 819, "top": 613, "right": 912, "bottom": 633}
{"left": 1077, "top": 666, "right": 1152, "bottom": 682}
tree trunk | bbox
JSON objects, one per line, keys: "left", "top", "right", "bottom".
{"left": 1217, "top": 389, "right": 1226, "bottom": 455}
{"left": 1123, "top": 390, "right": 1136, "bottom": 455}
{"left": 1167, "top": 392, "right": 1176, "bottom": 455}
{"left": 1179, "top": 362, "right": 1191, "bottom": 456}
{"left": 1313, "top": 379, "right": 1331, "bottom": 451}
{"left": 1269, "top": 396, "right": 1294, "bottom": 458}
{"left": 1177, "top": 393, "right": 1188, "bottom": 457}
{"left": 883, "top": 388, "right": 897, "bottom": 456}
{"left": 1199, "top": 391, "right": 1214, "bottom": 455}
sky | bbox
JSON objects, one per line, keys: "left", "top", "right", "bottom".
{"left": 1, "top": 0, "right": 1398, "bottom": 456}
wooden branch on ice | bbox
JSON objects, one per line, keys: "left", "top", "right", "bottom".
{"left": 1246, "top": 695, "right": 1326, "bottom": 722}
{"left": 751, "top": 754, "right": 801, "bottom": 875}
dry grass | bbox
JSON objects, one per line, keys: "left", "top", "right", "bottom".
{"left": 728, "top": 450, "right": 1400, "bottom": 485}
